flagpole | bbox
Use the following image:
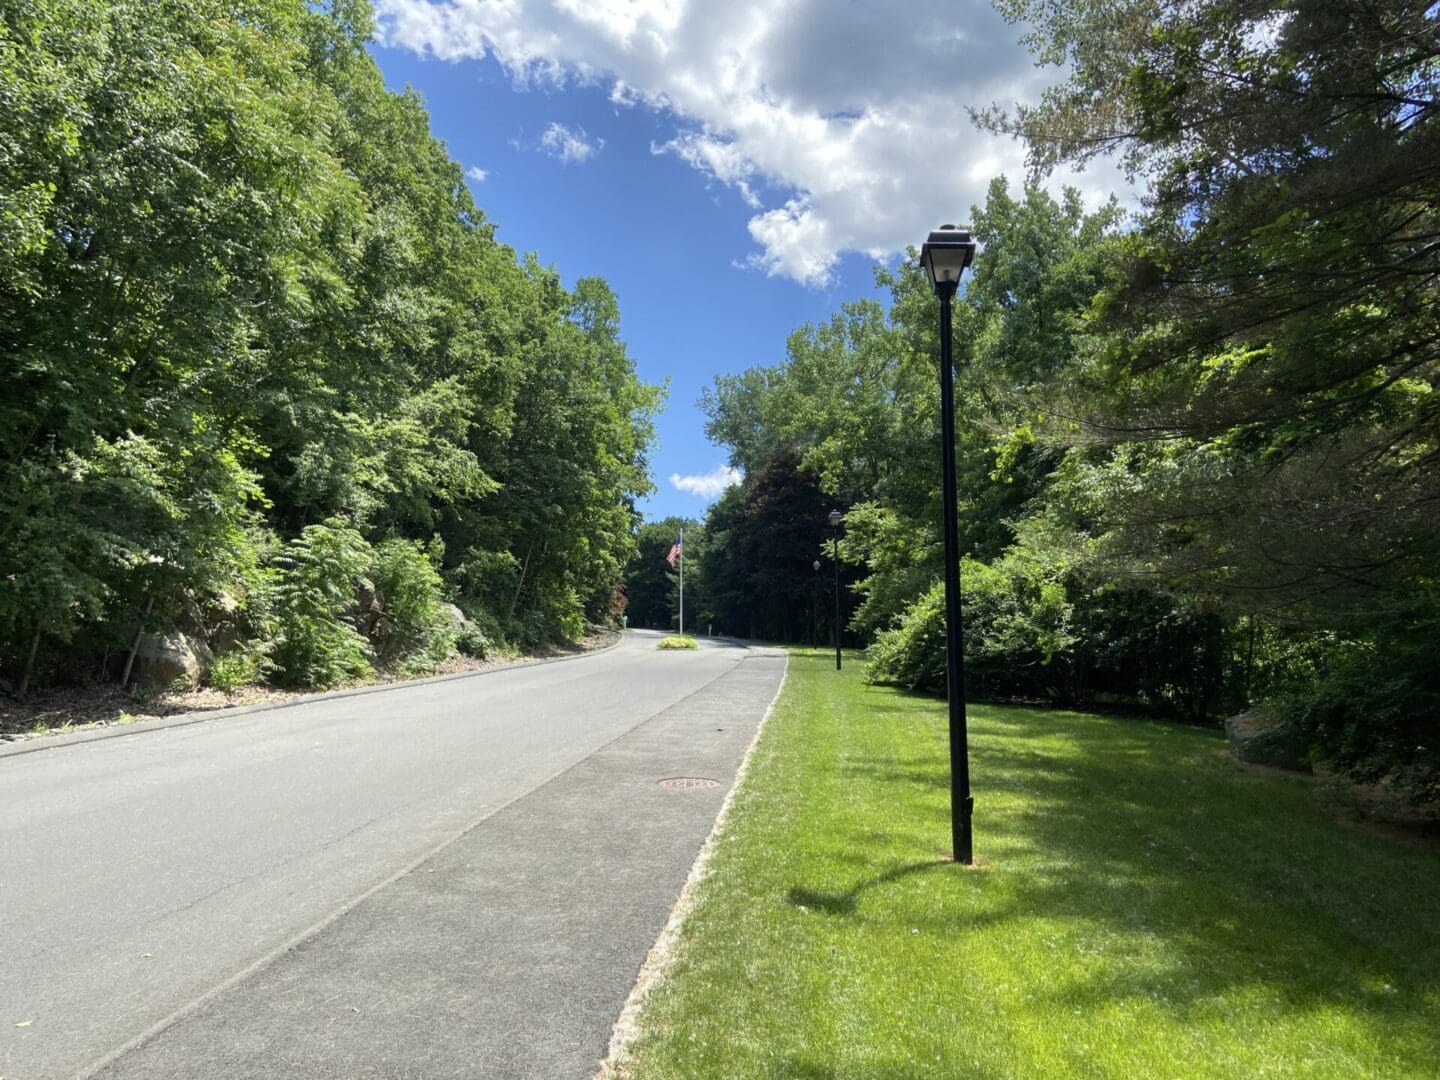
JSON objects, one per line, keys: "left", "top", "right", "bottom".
{"left": 679, "top": 528, "right": 684, "bottom": 636}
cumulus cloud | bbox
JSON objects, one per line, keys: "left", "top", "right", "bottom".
{"left": 538, "top": 121, "right": 602, "bottom": 164}
{"left": 375, "top": 0, "right": 1125, "bottom": 286}
{"left": 653, "top": 132, "right": 762, "bottom": 209}
{"left": 669, "top": 465, "right": 743, "bottom": 500}
{"left": 465, "top": 165, "right": 488, "bottom": 182}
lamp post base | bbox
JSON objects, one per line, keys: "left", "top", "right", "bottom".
{"left": 952, "top": 794, "right": 975, "bottom": 865}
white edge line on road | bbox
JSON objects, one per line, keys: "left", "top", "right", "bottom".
{"left": 0, "top": 629, "right": 623, "bottom": 762}
{"left": 595, "top": 649, "right": 792, "bottom": 1080}
{"left": 72, "top": 642, "right": 751, "bottom": 1080}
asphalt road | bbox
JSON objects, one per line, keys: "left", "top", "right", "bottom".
{"left": 1, "top": 631, "right": 786, "bottom": 1079}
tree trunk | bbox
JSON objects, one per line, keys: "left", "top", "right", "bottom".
{"left": 17, "top": 628, "right": 41, "bottom": 698}
{"left": 508, "top": 541, "right": 536, "bottom": 619}
{"left": 1244, "top": 614, "right": 1258, "bottom": 703}
{"left": 120, "top": 594, "right": 155, "bottom": 689}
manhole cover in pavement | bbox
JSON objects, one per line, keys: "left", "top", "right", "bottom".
{"left": 658, "top": 777, "right": 722, "bottom": 789}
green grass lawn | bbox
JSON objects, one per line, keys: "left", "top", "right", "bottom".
{"left": 621, "top": 649, "right": 1440, "bottom": 1079}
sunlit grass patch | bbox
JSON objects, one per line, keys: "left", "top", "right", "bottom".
{"left": 621, "top": 648, "right": 1440, "bottom": 1079}
{"left": 656, "top": 635, "right": 699, "bottom": 651}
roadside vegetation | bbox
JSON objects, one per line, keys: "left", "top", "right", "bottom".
{"left": 645, "top": 1, "right": 1439, "bottom": 811}
{"left": 655, "top": 635, "right": 698, "bottom": 651}
{"left": 619, "top": 650, "right": 1440, "bottom": 1079}
{"left": 0, "top": 0, "right": 657, "bottom": 705}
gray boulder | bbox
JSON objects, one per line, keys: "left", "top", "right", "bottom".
{"left": 441, "top": 603, "right": 468, "bottom": 633}
{"left": 444, "top": 604, "right": 489, "bottom": 658}
{"left": 1225, "top": 708, "right": 1311, "bottom": 772}
{"left": 134, "top": 632, "right": 213, "bottom": 689}
{"left": 347, "top": 583, "right": 383, "bottom": 636}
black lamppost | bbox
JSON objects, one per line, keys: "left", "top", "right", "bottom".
{"left": 828, "top": 509, "right": 843, "bottom": 670}
{"left": 919, "top": 224, "right": 978, "bottom": 866}
{"left": 812, "top": 559, "right": 821, "bottom": 649}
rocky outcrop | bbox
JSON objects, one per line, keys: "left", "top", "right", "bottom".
{"left": 133, "top": 632, "right": 213, "bottom": 689}
{"left": 441, "top": 603, "right": 468, "bottom": 634}
{"left": 1225, "top": 708, "right": 1311, "bottom": 773}
{"left": 347, "top": 584, "right": 383, "bottom": 637}
{"left": 443, "top": 603, "right": 490, "bottom": 658}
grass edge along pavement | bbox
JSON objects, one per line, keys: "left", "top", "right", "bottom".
{"left": 612, "top": 647, "right": 1440, "bottom": 1079}
{"left": 599, "top": 654, "right": 791, "bottom": 1080}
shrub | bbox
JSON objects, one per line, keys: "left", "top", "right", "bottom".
{"left": 459, "top": 606, "right": 520, "bottom": 657}
{"left": 370, "top": 538, "right": 453, "bottom": 671}
{"left": 207, "top": 643, "right": 273, "bottom": 691}
{"left": 865, "top": 582, "right": 946, "bottom": 691}
{"left": 1066, "top": 584, "right": 1231, "bottom": 719}
{"left": 657, "top": 635, "right": 699, "bottom": 650}
{"left": 868, "top": 548, "right": 1233, "bottom": 720}
{"left": 270, "top": 520, "right": 373, "bottom": 689}
{"left": 1269, "top": 627, "right": 1440, "bottom": 806}
{"left": 868, "top": 552, "right": 1072, "bottom": 697}
{"left": 455, "top": 623, "right": 489, "bottom": 658}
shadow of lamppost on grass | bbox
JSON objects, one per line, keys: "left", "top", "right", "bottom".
{"left": 812, "top": 697, "right": 1440, "bottom": 1054}
{"left": 787, "top": 858, "right": 953, "bottom": 916}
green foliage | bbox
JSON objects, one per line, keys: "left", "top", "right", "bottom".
{"left": 694, "top": 181, "right": 1118, "bottom": 653}
{"left": 868, "top": 551, "right": 1073, "bottom": 701}
{"left": 454, "top": 623, "right": 489, "bottom": 659}
{"left": 689, "top": 486, "right": 750, "bottom": 638}
{"left": 689, "top": 18, "right": 1438, "bottom": 799}
{"left": 207, "top": 644, "right": 274, "bottom": 692}
{"left": 270, "top": 519, "right": 373, "bottom": 689}
{"left": 971, "top": 0, "right": 1439, "bottom": 795}
{"left": 861, "top": 581, "right": 946, "bottom": 691}
{"left": 369, "top": 538, "right": 451, "bottom": 671}
{"left": 655, "top": 635, "right": 698, "bottom": 651}
{"left": 720, "top": 216, "right": 1244, "bottom": 714}
{"left": 454, "top": 605, "right": 519, "bottom": 657}
{"left": 693, "top": 448, "right": 842, "bottom": 643}
{"left": 1270, "top": 602, "right": 1440, "bottom": 805}
{"left": 867, "top": 548, "right": 1234, "bottom": 719}
{"left": 1, "top": 0, "right": 657, "bottom": 694}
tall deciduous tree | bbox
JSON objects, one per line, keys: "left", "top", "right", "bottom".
{"left": 1, "top": 0, "right": 659, "bottom": 690}
{"left": 981, "top": 0, "right": 1439, "bottom": 623}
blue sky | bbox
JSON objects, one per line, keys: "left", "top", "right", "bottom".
{"left": 371, "top": 43, "right": 890, "bottom": 522}
{"left": 367, "top": 1, "right": 1120, "bottom": 522}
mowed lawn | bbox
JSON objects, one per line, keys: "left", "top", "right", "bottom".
{"left": 621, "top": 650, "right": 1440, "bottom": 1079}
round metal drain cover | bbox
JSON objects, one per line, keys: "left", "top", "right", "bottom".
{"left": 658, "top": 777, "right": 722, "bottom": 790}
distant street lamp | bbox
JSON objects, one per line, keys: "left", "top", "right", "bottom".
{"left": 812, "top": 559, "right": 821, "bottom": 649}
{"left": 828, "top": 509, "right": 843, "bottom": 671}
{"left": 919, "top": 224, "right": 978, "bottom": 866}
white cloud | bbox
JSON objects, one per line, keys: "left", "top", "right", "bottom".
{"left": 538, "top": 121, "right": 602, "bottom": 164}
{"left": 669, "top": 465, "right": 743, "bottom": 500}
{"left": 653, "top": 132, "right": 761, "bottom": 208}
{"left": 465, "top": 165, "right": 488, "bottom": 182}
{"left": 375, "top": 0, "right": 1127, "bottom": 286}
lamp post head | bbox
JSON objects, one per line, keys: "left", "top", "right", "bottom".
{"left": 919, "top": 225, "right": 976, "bottom": 296}
{"left": 827, "top": 509, "right": 843, "bottom": 527}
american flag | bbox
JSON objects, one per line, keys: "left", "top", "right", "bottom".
{"left": 666, "top": 535, "right": 682, "bottom": 567}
